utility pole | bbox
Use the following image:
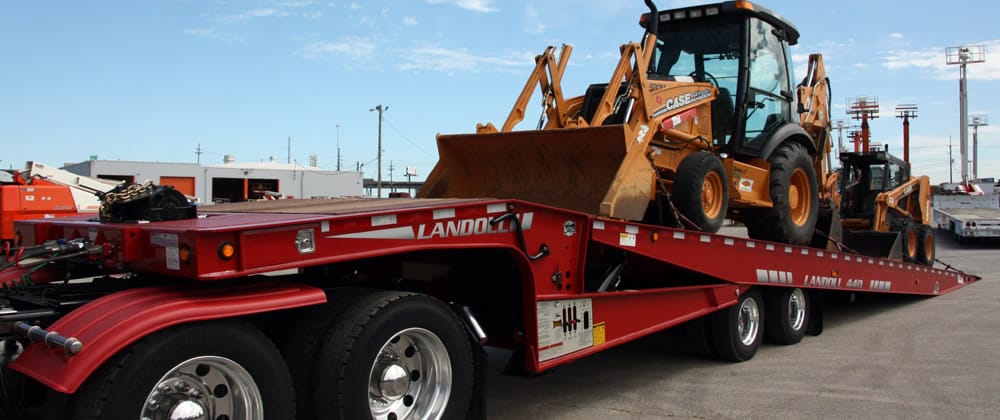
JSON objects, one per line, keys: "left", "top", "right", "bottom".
{"left": 895, "top": 104, "right": 918, "bottom": 165}
{"left": 336, "top": 124, "right": 342, "bottom": 171}
{"left": 969, "top": 115, "right": 989, "bottom": 180}
{"left": 287, "top": 136, "right": 291, "bottom": 164}
{"left": 370, "top": 104, "right": 387, "bottom": 197}
{"left": 195, "top": 144, "right": 203, "bottom": 165}
{"left": 388, "top": 161, "right": 395, "bottom": 193}
{"left": 949, "top": 136, "right": 954, "bottom": 184}
{"left": 946, "top": 44, "right": 985, "bottom": 185}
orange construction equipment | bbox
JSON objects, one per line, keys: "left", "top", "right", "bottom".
{"left": 420, "top": 1, "right": 834, "bottom": 246}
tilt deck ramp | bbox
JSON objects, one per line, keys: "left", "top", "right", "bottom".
{"left": 8, "top": 197, "right": 979, "bottom": 375}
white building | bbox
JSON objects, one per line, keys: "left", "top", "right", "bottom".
{"left": 64, "top": 157, "right": 363, "bottom": 205}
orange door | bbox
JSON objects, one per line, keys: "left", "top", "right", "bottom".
{"left": 160, "top": 176, "right": 196, "bottom": 196}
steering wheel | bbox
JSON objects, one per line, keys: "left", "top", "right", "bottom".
{"left": 689, "top": 71, "right": 719, "bottom": 88}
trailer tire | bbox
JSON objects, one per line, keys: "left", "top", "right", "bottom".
{"left": 71, "top": 320, "right": 294, "bottom": 420}
{"left": 901, "top": 223, "right": 919, "bottom": 263}
{"left": 764, "top": 287, "right": 808, "bottom": 345}
{"left": 314, "top": 291, "right": 473, "bottom": 420}
{"left": 673, "top": 151, "right": 729, "bottom": 233}
{"left": 283, "top": 287, "right": 373, "bottom": 420}
{"left": 711, "top": 288, "right": 764, "bottom": 362}
{"left": 916, "top": 225, "right": 935, "bottom": 266}
{"left": 745, "top": 142, "right": 819, "bottom": 245}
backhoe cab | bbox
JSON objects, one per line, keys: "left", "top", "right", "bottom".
{"left": 419, "top": 1, "right": 832, "bottom": 246}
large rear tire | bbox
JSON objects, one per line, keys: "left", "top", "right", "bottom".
{"left": 765, "top": 287, "right": 808, "bottom": 345}
{"left": 314, "top": 291, "right": 474, "bottom": 420}
{"left": 71, "top": 320, "right": 294, "bottom": 420}
{"left": 711, "top": 288, "right": 764, "bottom": 362}
{"left": 673, "top": 151, "right": 729, "bottom": 233}
{"left": 745, "top": 142, "right": 819, "bottom": 245}
{"left": 916, "top": 224, "right": 935, "bottom": 266}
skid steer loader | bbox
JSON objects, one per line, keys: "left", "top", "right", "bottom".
{"left": 837, "top": 144, "right": 935, "bottom": 266}
{"left": 419, "top": 0, "right": 834, "bottom": 245}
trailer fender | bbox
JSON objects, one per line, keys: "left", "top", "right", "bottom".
{"left": 10, "top": 280, "right": 327, "bottom": 394}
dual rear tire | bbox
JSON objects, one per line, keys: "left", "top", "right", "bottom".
{"left": 707, "top": 287, "right": 810, "bottom": 362}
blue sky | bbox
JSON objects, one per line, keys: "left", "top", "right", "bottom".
{"left": 2, "top": 0, "right": 997, "bottom": 186}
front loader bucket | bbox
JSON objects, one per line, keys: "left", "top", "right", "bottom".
{"left": 842, "top": 230, "right": 903, "bottom": 261}
{"left": 419, "top": 125, "right": 654, "bottom": 220}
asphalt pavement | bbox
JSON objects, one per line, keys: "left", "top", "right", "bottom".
{"left": 485, "top": 229, "right": 1000, "bottom": 419}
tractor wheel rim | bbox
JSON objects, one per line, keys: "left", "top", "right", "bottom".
{"left": 142, "top": 356, "right": 264, "bottom": 420}
{"left": 368, "top": 327, "right": 452, "bottom": 420}
{"left": 737, "top": 297, "right": 760, "bottom": 346}
{"left": 787, "top": 288, "right": 807, "bottom": 331}
{"left": 789, "top": 168, "right": 810, "bottom": 226}
{"left": 702, "top": 171, "right": 724, "bottom": 219}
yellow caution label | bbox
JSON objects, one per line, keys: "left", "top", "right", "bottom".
{"left": 593, "top": 322, "right": 606, "bottom": 346}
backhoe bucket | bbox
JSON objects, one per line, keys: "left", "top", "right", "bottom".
{"left": 419, "top": 125, "right": 653, "bottom": 219}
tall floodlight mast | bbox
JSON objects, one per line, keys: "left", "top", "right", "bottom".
{"left": 969, "top": 114, "right": 989, "bottom": 180}
{"left": 946, "top": 45, "right": 985, "bottom": 185}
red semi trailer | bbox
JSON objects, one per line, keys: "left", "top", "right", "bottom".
{"left": 0, "top": 194, "right": 977, "bottom": 419}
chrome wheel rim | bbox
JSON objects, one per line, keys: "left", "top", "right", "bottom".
{"left": 787, "top": 288, "right": 807, "bottom": 331}
{"left": 369, "top": 327, "right": 452, "bottom": 420}
{"left": 141, "top": 356, "right": 263, "bottom": 420}
{"left": 737, "top": 296, "right": 761, "bottom": 346}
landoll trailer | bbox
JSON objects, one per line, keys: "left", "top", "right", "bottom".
{"left": 0, "top": 193, "right": 978, "bottom": 419}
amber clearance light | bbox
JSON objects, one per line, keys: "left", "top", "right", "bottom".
{"left": 218, "top": 242, "right": 236, "bottom": 260}
{"left": 179, "top": 245, "right": 192, "bottom": 263}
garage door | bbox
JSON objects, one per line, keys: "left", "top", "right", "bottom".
{"left": 160, "top": 176, "right": 196, "bottom": 196}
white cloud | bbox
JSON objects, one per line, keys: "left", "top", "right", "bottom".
{"left": 182, "top": 27, "right": 243, "bottom": 42}
{"left": 425, "top": 0, "right": 498, "bottom": 13}
{"left": 888, "top": 32, "right": 904, "bottom": 39}
{"left": 397, "top": 47, "right": 532, "bottom": 73}
{"left": 882, "top": 40, "right": 1000, "bottom": 81}
{"left": 222, "top": 8, "right": 289, "bottom": 23}
{"left": 278, "top": 1, "right": 317, "bottom": 7}
{"left": 303, "top": 37, "right": 376, "bottom": 61}
{"left": 403, "top": 16, "right": 418, "bottom": 25}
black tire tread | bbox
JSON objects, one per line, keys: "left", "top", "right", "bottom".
{"left": 745, "top": 142, "right": 819, "bottom": 245}
{"left": 673, "top": 151, "right": 729, "bottom": 233}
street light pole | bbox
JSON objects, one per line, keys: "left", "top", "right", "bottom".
{"left": 370, "top": 104, "right": 387, "bottom": 197}
{"left": 969, "top": 115, "right": 989, "bottom": 180}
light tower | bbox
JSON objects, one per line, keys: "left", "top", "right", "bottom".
{"left": 895, "top": 104, "right": 918, "bottom": 165}
{"left": 969, "top": 114, "right": 989, "bottom": 180}
{"left": 946, "top": 44, "right": 985, "bottom": 185}
{"left": 847, "top": 97, "right": 879, "bottom": 152}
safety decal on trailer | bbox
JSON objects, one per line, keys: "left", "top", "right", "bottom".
{"left": 592, "top": 322, "right": 606, "bottom": 347}
{"left": 150, "top": 233, "right": 181, "bottom": 270}
{"left": 619, "top": 233, "right": 636, "bottom": 247}
{"left": 537, "top": 299, "right": 594, "bottom": 362}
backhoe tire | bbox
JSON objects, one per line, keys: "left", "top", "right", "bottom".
{"left": 673, "top": 151, "right": 729, "bottom": 233}
{"left": 916, "top": 224, "right": 935, "bottom": 266}
{"left": 764, "top": 287, "right": 808, "bottom": 345}
{"left": 711, "top": 288, "right": 764, "bottom": 362}
{"left": 314, "top": 291, "right": 474, "bottom": 420}
{"left": 745, "top": 142, "right": 819, "bottom": 245}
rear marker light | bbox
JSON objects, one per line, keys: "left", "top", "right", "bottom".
{"left": 179, "top": 246, "right": 192, "bottom": 263}
{"left": 218, "top": 242, "right": 236, "bottom": 260}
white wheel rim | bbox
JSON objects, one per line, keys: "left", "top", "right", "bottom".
{"left": 737, "top": 296, "right": 761, "bottom": 346}
{"left": 368, "top": 327, "right": 452, "bottom": 420}
{"left": 142, "top": 356, "right": 263, "bottom": 420}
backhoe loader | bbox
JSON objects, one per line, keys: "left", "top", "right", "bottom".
{"left": 419, "top": 0, "right": 834, "bottom": 245}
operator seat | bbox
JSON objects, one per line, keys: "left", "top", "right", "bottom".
{"left": 711, "top": 87, "right": 734, "bottom": 144}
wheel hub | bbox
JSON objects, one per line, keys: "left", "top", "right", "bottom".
{"left": 142, "top": 356, "right": 263, "bottom": 420}
{"left": 378, "top": 363, "right": 411, "bottom": 400}
{"left": 737, "top": 297, "right": 760, "bottom": 346}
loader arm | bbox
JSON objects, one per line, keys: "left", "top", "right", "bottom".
{"left": 489, "top": 45, "right": 574, "bottom": 133}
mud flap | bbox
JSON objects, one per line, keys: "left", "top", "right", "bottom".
{"left": 419, "top": 125, "right": 654, "bottom": 220}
